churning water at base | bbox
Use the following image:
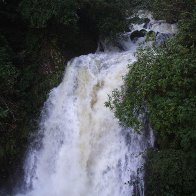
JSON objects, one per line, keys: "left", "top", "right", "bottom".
{"left": 16, "top": 15, "right": 176, "bottom": 196}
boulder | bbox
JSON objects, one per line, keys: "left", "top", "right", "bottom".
{"left": 130, "top": 29, "right": 147, "bottom": 41}
{"left": 146, "top": 30, "right": 156, "bottom": 41}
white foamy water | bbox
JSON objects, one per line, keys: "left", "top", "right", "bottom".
{"left": 15, "top": 15, "right": 176, "bottom": 196}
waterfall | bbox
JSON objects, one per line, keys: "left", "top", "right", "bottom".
{"left": 16, "top": 15, "right": 175, "bottom": 196}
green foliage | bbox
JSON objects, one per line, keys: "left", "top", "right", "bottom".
{"left": 0, "top": 35, "right": 18, "bottom": 130}
{"left": 148, "top": 0, "right": 195, "bottom": 23}
{"left": 106, "top": 16, "right": 196, "bottom": 149}
{"left": 0, "top": 35, "right": 18, "bottom": 95}
{"left": 19, "top": 0, "right": 132, "bottom": 37}
{"left": 20, "top": 0, "right": 78, "bottom": 28}
{"left": 79, "top": 0, "right": 130, "bottom": 37}
{"left": 145, "top": 31, "right": 156, "bottom": 41}
{"left": 0, "top": 34, "right": 22, "bottom": 188}
{"left": 106, "top": 4, "right": 196, "bottom": 195}
{"left": 145, "top": 150, "right": 196, "bottom": 196}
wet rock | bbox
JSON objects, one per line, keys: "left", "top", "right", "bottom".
{"left": 130, "top": 29, "right": 147, "bottom": 41}
{"left": 143, "top": 18, "right": 150, "bottom": 29}
{"left": 146, "top": 30, "right": 156, "bottom": 42}
{"left": 155, "top": 32, "right": 172, "bottom": 45}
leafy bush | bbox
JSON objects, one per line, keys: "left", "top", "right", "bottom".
{"left": 106, "top": 5, "right": 196, "bottom": 195}
{"left": 107, "top": 5, "right": 196, "bottom": 147}
{"left": 0, "top": 34, "right": 20, "bottom": 188}
{"left": 145, "top": 150, "right": 196, "bottom": 196}
{"left": 0, "top": 35, "right": 18, "bottom": 95}
{"left": 0, "top": 34, "right": 18, "bottom": 129}
{"left": 148, "top": 0, "right": 195, "bottom": 23}
{"left": 20, "top": 0, "right": 78, "bottom": 28}
{"left": 19, "top": 0, "right": 132, "bottom": 37}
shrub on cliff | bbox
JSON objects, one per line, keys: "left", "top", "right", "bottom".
{"left": 106, "top": 6, "right": 196, "bottom": 195}
{"left": 19, "top": 0, "right": 131, "bottom": 37}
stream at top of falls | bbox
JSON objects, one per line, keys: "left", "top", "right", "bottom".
{"left": 15, "top": 14, "right": 176, "bottom": 196}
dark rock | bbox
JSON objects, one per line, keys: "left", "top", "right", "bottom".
{"left": 130, "top": 29, "right": 147, "bottom": 41}
{"left": 155, "top": 32, "right": 172, "bottom": 45}
{"left": 143, "top": 18, "right": 150, "bottom": 29}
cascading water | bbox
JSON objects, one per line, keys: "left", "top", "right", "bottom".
{"left": 16, "top": 14, "right": 176, "bottom": 196}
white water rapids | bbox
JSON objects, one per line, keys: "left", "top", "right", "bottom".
{"left": 16, "top": 16, "right": 176, "bottom": 196}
